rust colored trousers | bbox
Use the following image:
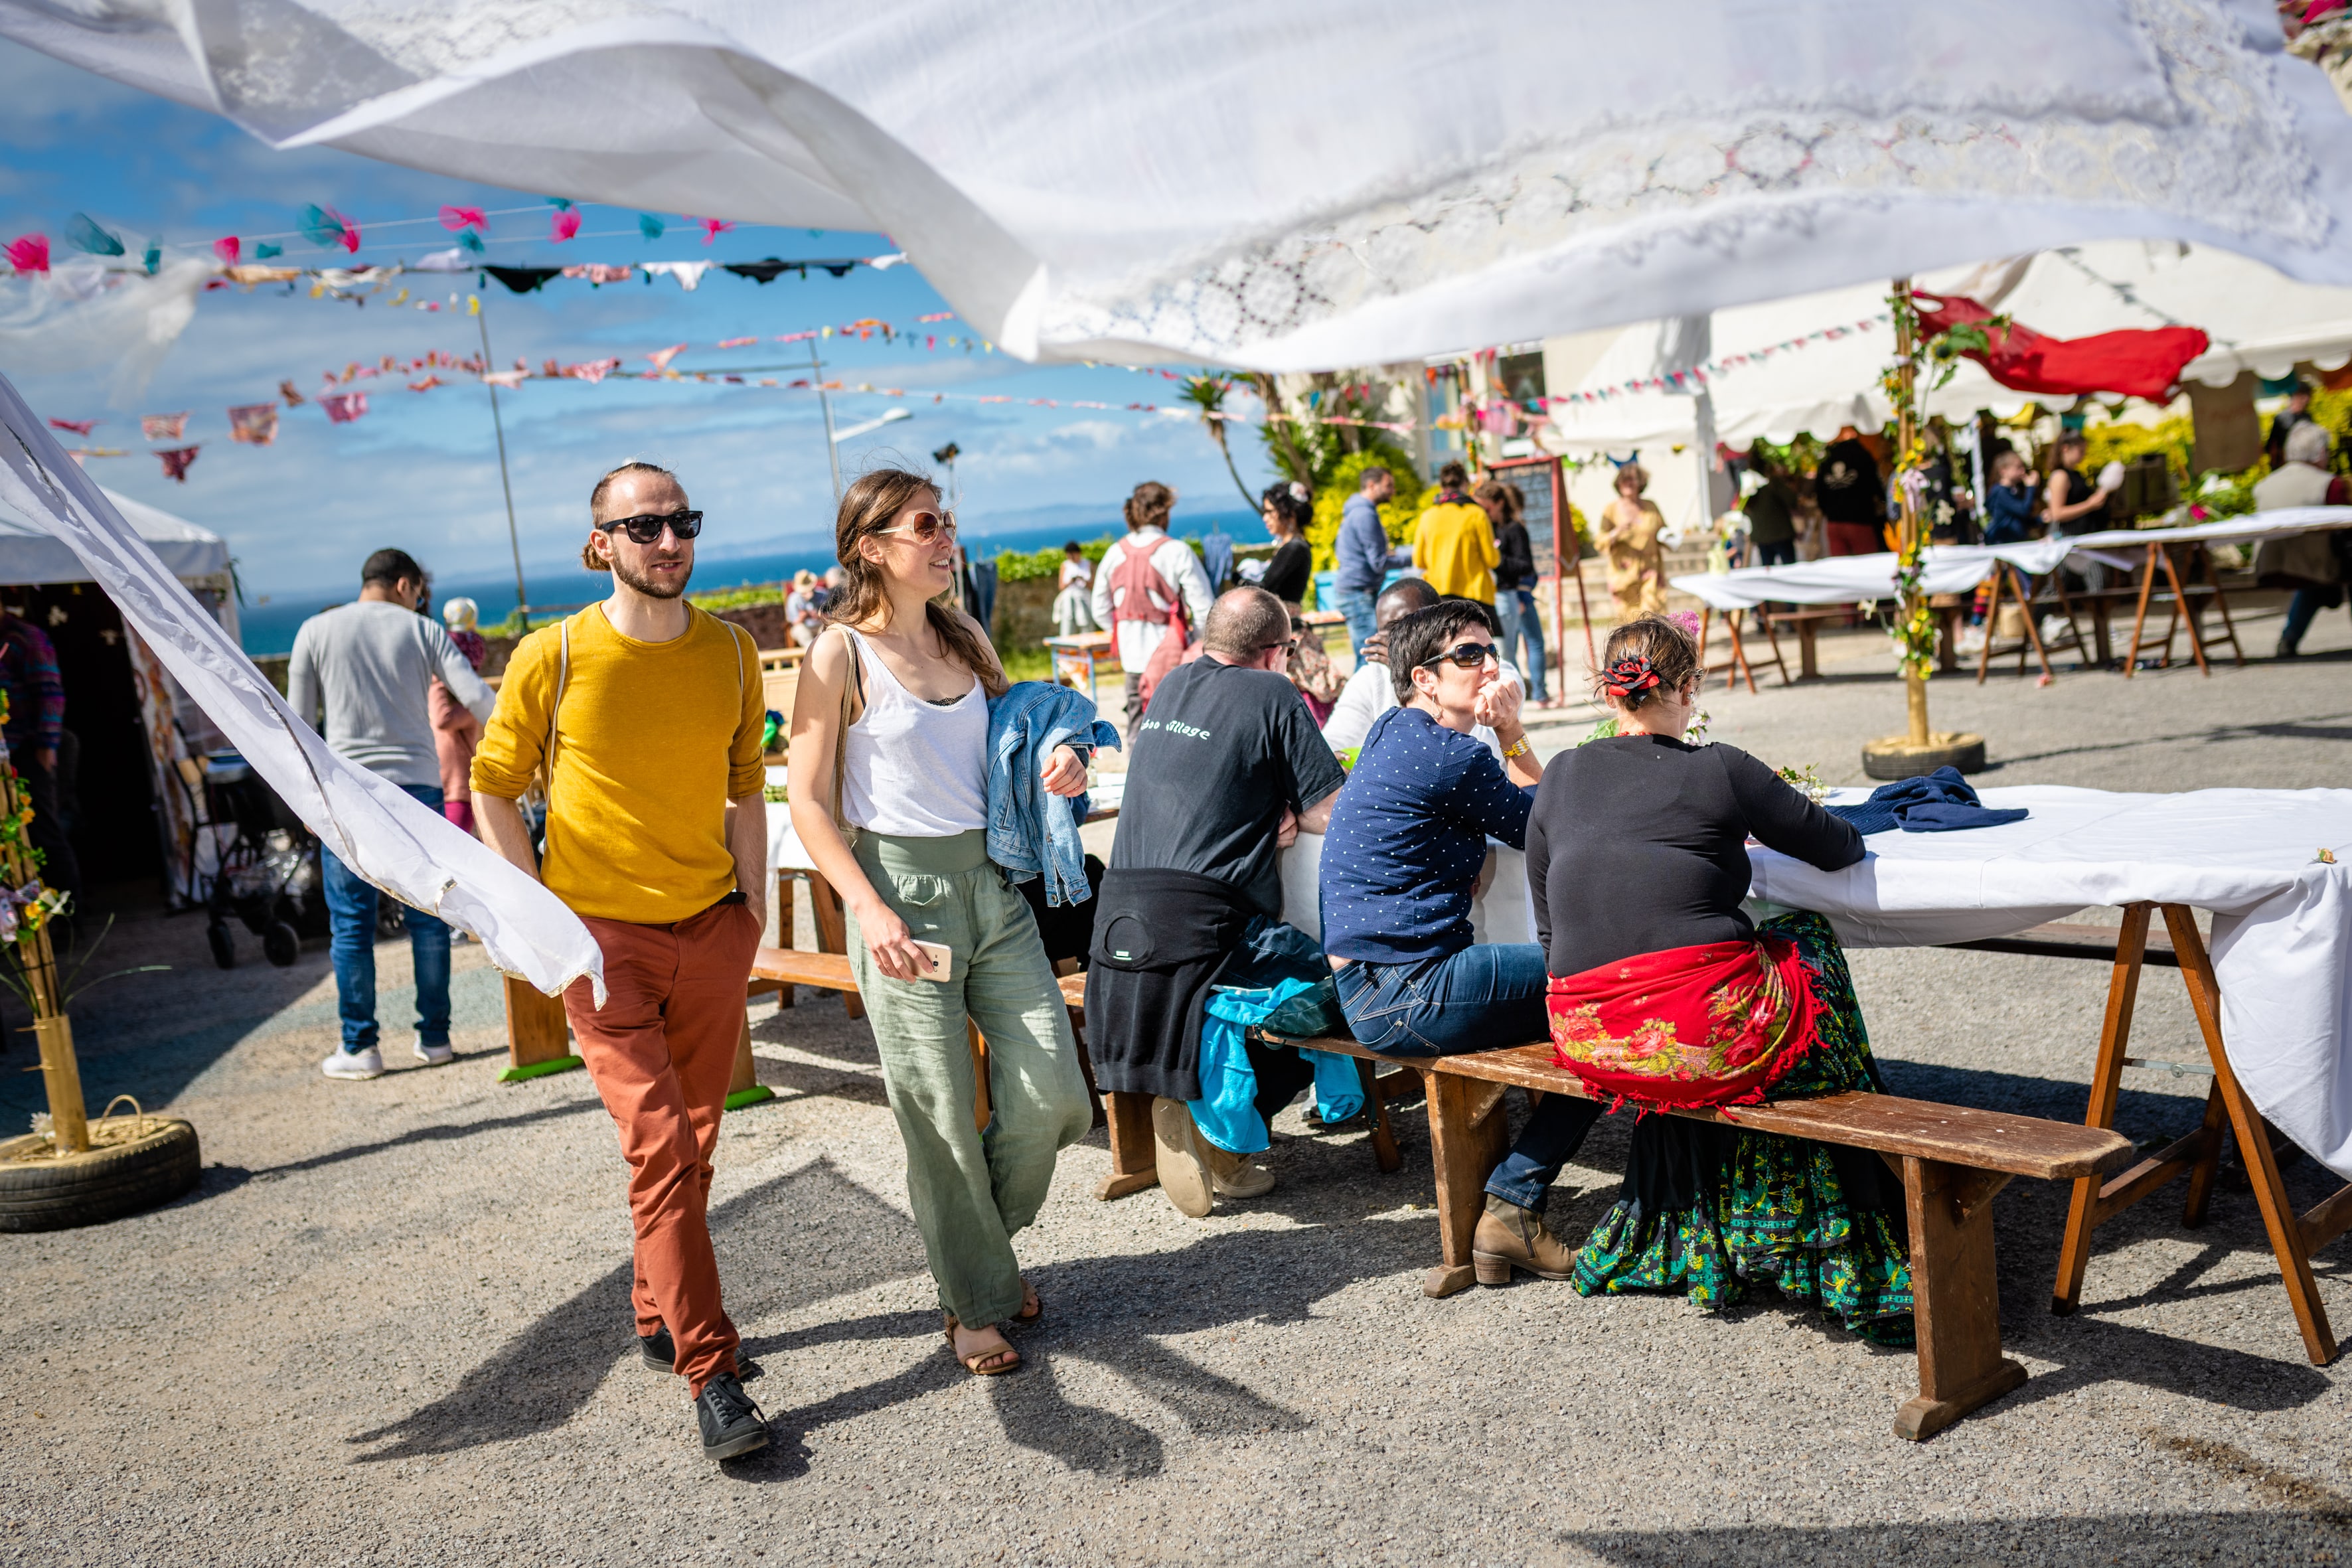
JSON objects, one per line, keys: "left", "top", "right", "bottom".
{"left": 564, "top": 899, "right": 761, "bottom": 1396}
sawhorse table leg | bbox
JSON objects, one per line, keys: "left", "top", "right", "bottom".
{"left": 2050, "top": 900, "right": 2341, "bottom": 1365}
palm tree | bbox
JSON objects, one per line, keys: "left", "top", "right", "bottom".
{"left": 1181, "top": 374, "right": 1258, "bottom": 507}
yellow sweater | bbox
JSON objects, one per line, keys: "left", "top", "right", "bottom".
{"left": 472, "top": 605, "right": 763, "bottom": 923}
{"left": 1413, "top": 498, "right": 1499, "bottom": 602}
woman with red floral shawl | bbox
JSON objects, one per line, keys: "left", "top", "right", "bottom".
{"left": 1525, "top": 614, "right": 1913, "bottom": 1342}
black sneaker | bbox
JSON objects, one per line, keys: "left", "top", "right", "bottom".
{"left": 639, "top": 1326, "right": 676, "bottom": 1373}
{"left": 695, "top": 1372, "right": 769, "bottom": 1461}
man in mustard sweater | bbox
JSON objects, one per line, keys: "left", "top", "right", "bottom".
{"left": 1412, "top": 460, "right": 1499, "bottom": 603}
{"left": 472, "top": 460, "right": 771, "bottom": 1462}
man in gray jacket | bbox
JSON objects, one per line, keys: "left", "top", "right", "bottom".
{"left": 288, "top": 548, "right": 497, "bottom": 1081}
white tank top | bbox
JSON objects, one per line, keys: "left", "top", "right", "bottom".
{"left": 838, "top": 627, "right": 990, "bottom": 836}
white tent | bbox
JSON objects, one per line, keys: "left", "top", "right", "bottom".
{"left": 4, "top": 3, "right": 2351, "bottom": 370}
{"left": 0, "top": 485, "right": 229, "bottom": 588}
{"left": 1537, "top": 242, "right": 2352, "bottom": 458}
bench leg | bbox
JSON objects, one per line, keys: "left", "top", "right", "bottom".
{"left": 1356, "top": 1057, "right": 1403, "bottom": 1174}
{"left": 1097, "top": 1089, "right": 1160, "bottom": 1200}
{"left": 724, "top": 1016, "right": 775, "bottom": 1111}
{"left": 771, "top": 873, "right": 795, "bottom": 1008}
{"left": 1423, "top": 1071, "right": 1512, "bottom": 1298}
{"left": 497, "top": 974, "right": 582, "bottom": 1082}
{"left": 1897, "top": 1156, "right": 2027, "bottom": 1441}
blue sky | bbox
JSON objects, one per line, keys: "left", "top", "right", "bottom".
{"left": 0, "top": 37, "right": 1281, "bottom": 606}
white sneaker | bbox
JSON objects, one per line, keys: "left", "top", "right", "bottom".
{"left": 413, "top": 1035, "right": 455, "bottom": 1067}
{"left": 321, "top": 1046, "right": 386, "bottom": 1081}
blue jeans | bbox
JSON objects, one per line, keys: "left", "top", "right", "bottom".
{"left": 1330, "top": 586, "right": 1380, "bottom": 659}
{"left": 322, "top": 783, "right": 453, "bottom": 1052}
{"left": 1496, "top": 587, "right": 1549, "bottom": 701}
{"left": 2282, "top": 587, "right": 2343, "bottom": 653}
{"left": 1336, "top": 943, "right": 1603, "bottom": 1210}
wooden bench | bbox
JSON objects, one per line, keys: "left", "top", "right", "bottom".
{"left": 1258, "top": 1026, "right": 2132, "bottom": 1442}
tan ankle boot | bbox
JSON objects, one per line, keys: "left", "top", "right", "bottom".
{"left": 1204, "top": 1141, "right": 1276, "bottom": 1200}
{"left": 1471, "top": 1194, "right": 1575, "bottom": 1285}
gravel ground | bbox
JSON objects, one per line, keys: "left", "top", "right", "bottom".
{"left": 3, "top": 599, "right": 2349, "bottom": 1567}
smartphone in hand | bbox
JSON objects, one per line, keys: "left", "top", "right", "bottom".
{"left": 910, "top": 939, "right": 955, "bottom": 984}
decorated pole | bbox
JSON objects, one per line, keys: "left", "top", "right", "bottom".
{"left": 1863, "top": 279, "right": 1986, "bottom": 780}
{"left": 0, "top": 695, "right": 84, "bottom": 1151}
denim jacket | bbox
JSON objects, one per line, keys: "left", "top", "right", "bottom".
{"left": 986, "top": 680, "right": 1121, "bottom": 905}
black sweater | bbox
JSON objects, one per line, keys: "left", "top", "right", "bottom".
{"left": 1525, "top": 734, "right": 1864, "bottom": 978}
{"left": 1494, "top": 521, "right": 1535, "bottom": 591}
{"left": 1261, "top": 538, "right": 1312, "bottom": 603}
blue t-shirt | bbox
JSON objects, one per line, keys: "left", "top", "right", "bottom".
{"left": 1318, "top": 706, "right": 1534, "bottom": 963}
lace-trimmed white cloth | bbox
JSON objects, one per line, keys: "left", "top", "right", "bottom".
{"left": 5, "top": 0, "right": 2349, "bottom": 367}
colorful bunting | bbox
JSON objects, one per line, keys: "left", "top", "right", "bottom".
{"left": 157, "top": 445, "right": 199, "bottom": 483}
{"left": 212, "top": 236, "right": 240, "bottom": 265}
{"left": 299, "top": 204, "right": 361, "bottom": 254}
{"left": 64, "top": 214, "right": 122, "bottom": 258}
{"left": 647, "top": 344, "right": 689, "bottom": 372}
{"left": 637, "top": 214, "right": 665, "bottom": 241}
{"left": 277, "top": 379, "right": 306, "bottom": 408}
{"left": 550, "top": 208, "right": 581, "bottom": 243}
{"left": 319, "top": 392, "right": 368, "bottom": 424}
{"left": 140, "top": 412, "right": 188, "bottom": 441}
{"left": 698, "top": 218, "right": 734, "bottom": 245}
{"left": 255, "top": 242, "right": 281, "bottom": 260}
{"left": 228, "top": 404, "right": 279, "bottom": 446}
{"left": 141, "top": 238, "right": 159, "bottom": 274}
{"left": 5, "top": 234, "right": 50, "bottom": 274}
{"left": 438, "top": 205, "right": 489, "bottom": 232}
{"left": 46, "top": 418, "right": 97, "bottom": 435}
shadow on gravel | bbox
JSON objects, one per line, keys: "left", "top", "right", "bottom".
{"left": 346, "top": 1156, "right": 921, "bottom": 1464}
{"left": 1988, "top": 708, "right": 2352, "bottom": 769}
{"left": 249, "top": 1097, "right": 606, "bottom": 1180}
{"left": 1569, "top": 1508, "right": 2351, "bottom": 1565}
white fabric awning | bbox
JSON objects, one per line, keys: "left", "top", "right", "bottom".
{"left": 0, "top": 484, "right": 228, "bottom": 585}
{"left": 0, "top": 373, "right": 602, "bottom": 1004}
{"left": 1757, "top": 785, "right": 2352, "bottom": 1182}
{"left": 4, "top": 3, "right": 2351, "bottom": 369}
{"left": 1540, "top": 245, "right": 2352, "bottom": 455}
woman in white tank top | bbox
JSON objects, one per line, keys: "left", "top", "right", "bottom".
{"left": 787, "top": 468, "right": 1095, "bottom": 1379}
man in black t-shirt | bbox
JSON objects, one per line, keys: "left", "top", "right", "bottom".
{"left": 1816, "top": 426, "right": 1885, "bottom": 556}
{"left": 1087, "top": 587, "right": 1347, "bottom": 1216}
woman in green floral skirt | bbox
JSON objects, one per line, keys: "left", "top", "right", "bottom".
{"left": 1522, "top": 613, "right": 1912, "bottom": 1343}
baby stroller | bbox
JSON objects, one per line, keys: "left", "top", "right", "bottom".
{"left": 176, "top": 749, "right": 329, "bottom": 969}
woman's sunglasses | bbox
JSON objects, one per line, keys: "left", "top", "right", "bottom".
{"left": 878, "top": 510, "right": 959, "bottom": 545}
{"left": 1420, "top": 641, "right": 1500, "bottom": 670}
{"left": 597, "top": 509, "right": 703, "bottom": 544}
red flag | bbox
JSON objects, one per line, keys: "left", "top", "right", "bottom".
{"left": 1914, "top": 292, "right": 2209, "bottom": 402}
{"left": 46, "top": 418, "right": 96, "bottom": 435}
{"left": 5, "top": 234, "right": 49, "bottom": 274}
{"left": 213, "top": 236, "right": 241, "bottom": 264}
{"left": 157, "top": 445, "right": 200, "bottom": 483}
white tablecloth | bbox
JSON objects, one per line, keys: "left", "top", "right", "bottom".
{"left": 1755, "top": 785, "right": 2352, "bottom": 1182}
{"left": 1670, "top": 505, "right": 2352, "bottom": 613}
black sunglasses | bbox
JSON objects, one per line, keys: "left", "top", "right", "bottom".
{"left": 597, "top": 509, "right": 703, "bottom": 544}
{"left": 1421, "top": 641, "right": 1499, "bottom": 670}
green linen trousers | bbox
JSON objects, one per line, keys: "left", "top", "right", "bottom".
{"left": 844, "top": 828, "right": 1093, "bottom": 1328}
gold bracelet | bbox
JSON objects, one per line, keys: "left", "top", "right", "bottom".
{"left": 1501, "top": 734, "right": 1532, "bottom": 761}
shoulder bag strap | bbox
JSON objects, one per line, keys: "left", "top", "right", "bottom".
{"left": 829, "top": 625, "right": 866, "bottom": 836}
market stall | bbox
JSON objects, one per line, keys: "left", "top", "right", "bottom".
{"left": 0, "top": 484, "right": 236, "bottom": 902}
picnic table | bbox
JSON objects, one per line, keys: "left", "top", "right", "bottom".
{"left": 1762, "top": 782, "right": 2352, "bottom": 1365}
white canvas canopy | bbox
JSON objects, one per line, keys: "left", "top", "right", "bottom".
{"left": 1538, "top": 242, "right": 2352, "bottom": 457}
{"left": 5, "top": 2, "right": 2351, "bottom": 370}
{"left": 0, "top": 484, "right": 229, "bottom": 587}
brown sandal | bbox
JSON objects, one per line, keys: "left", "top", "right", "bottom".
{"left": 1011, "top": 1281, "right": 1042, "bottom": 1326}
{"left": 943, "top": 1315, "right": 1021, "bottom": 1376}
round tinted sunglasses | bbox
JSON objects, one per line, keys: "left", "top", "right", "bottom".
{"left": 597, "top": 509, "right": 703, "bottom": 544}
{"left": 876, "top": 510, "right": 959, "bottom": 545}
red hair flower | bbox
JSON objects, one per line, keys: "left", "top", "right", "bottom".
{"left": 1603, "top": 655, "right": 1661, "bottom": 700}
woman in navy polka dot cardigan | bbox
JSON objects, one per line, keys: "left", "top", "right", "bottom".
{"left": 1317, "top": 599, "right": 1605, "bottom": 1284}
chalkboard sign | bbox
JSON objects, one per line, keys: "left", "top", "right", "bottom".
{"left": 1484, "top": 456, "right": 1589, "bottom": 563}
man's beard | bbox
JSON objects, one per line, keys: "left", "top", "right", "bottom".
{"left": 611, "top": 552, "right": 691, "bottom": 600}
